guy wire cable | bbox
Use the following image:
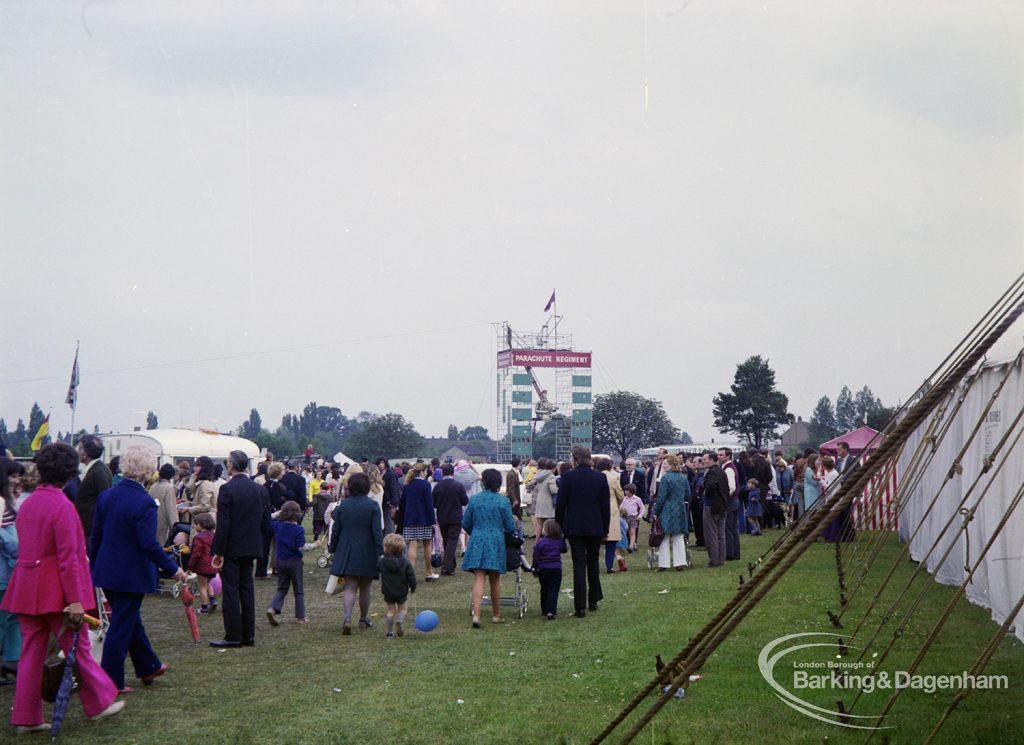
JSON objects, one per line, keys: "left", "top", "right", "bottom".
{"left": 861, "top": 478, "right": 1024, "bottom": 742}
{"left": 841, "top": 396, "right": 1024, "bottom": 686}
{"left": 843, "top": 412, "right": 1024, "bottom": 715}
{"left": 836, "top": 357, "right": 1017, "bottom": 624}
{"left": 747, "top": 271, "right": 1023, "bottom": 575}
{"left": 919, "top": 587, "right": 1024, "bottom": 745}
{"left": 592, "top": 298, "right": 1024, "bottom": 745}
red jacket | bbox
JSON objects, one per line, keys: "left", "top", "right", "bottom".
{"left": 0, "top": 484, "right": 97, "bottom": 615}
{"left": 188, "top": 530, "right": 217, "bottom": 575}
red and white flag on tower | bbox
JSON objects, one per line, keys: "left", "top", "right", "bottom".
{"left": 543, "top": 289, "right": 556, "bottom": 312}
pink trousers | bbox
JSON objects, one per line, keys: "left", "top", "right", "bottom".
{"left": 11, "top": 613, "right": 117, "bottom": 727}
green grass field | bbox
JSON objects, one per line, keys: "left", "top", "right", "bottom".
{"left": 6, "top": 528, "right": 1021, "bottom": 744}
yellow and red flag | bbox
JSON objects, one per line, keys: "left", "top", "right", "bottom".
{"left": 30, "top": 415, "right": 50, "bottom": 451}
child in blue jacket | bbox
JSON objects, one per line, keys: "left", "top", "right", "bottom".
{"left": 266, "top": 501, "right": 320, "bottom": 625}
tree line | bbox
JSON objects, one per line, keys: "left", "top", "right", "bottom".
{"left": 2, "top": 359, "right": 896, "bottom": 460}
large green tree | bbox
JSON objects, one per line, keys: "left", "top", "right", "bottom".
{"left": 808, "top": 396, "right": 839, "bottom": 444}
{"left": 592, "top": 391, "right": 679, "bottom": 461}
{"left": 344, "top": 413, "right": 427, "bottom": 459}
{"left": 712, "top": 356, "right": 793, "bottom": 448}
{"left": 460, "top": 425, "right": 489, "bottom": 441}
{"left": 238, "top": 408, "right": 262, "bottom": 439}
{"left": 835, "top": 386, "right": 858, "bottom": 433}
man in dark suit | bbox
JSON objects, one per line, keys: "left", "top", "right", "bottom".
{"left": 75, "top": 434, "right": 112, "bottom": 541}
{"left": 619, "top": 458, "right": 646, "bottom": 503}
{"left": 834, "top": 442, "right": 858, "bottom": 542}
{"left": 555, "top": 446, "right": 610, "bottom": 618}
{"left": 281, "top": 460, "right": 308, "bottom": 514}
{"left": 432, "top": 463, "right": 469, "bottom": 576}
{"left": 702, "top": 453, "right": 729, "bottom": 567}
{"left": 210, "top": 451, "right": 271, "bottom": 648}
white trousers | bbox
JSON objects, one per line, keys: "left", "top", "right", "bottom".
{"left": 658, "top": 533, "right": 689, "bottom": 569}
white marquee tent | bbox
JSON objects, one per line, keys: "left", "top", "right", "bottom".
{"left": 897, "top": 352, "right": 1024, "bottom": 641}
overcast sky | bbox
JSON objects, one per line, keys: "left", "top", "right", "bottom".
{"left": 1, "top": 1, "right": 1022, "bottom": 444}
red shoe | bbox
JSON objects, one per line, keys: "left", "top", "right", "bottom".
{"left": 141, "top": 664, "right": 168, "bottom": 685}
{"left": 617, "top": 557, "right": 628, "bottom": 572}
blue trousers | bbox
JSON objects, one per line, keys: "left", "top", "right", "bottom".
{"left": 725, "top": 499, "right": 741, "bottom": 560}
{"left": 538, "top": 568, "right": 562, "bottom": 616}
{"left": 0, "top": 588, "right": 21, "bottom": 663}
{"left": 101, "top": 590, "right": 162, "bottom": 689}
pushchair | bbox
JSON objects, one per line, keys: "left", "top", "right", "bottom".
{"left": 472, "top": 530, "right": 529, "bottom": 619}
{"left": 316, "top": 499, "right": 341, "bottom": 568}
{"left": 645, "top": 515, "right": 691, "bottom": 570}
{"left": 157, "top": 544, "right": 199, "bottom": 598}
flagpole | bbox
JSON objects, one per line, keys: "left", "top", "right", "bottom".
{"left": 68, "top": 341, "right": 79, "bottom": 443}
{"left": 552, "top": 289, "right": 559, "bottom": 345}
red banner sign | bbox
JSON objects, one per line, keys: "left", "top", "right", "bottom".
{"left": 497, "top": 349, "right": 592, "bottom": 369}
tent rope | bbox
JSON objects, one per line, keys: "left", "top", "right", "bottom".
{"left": 587, "top": 298, "right": 1024, "bottom": 745}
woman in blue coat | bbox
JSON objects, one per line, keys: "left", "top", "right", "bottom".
{"left": 399, "top": 464, "right": 439, "bottom": 582}
{"left": 461, "top": 469, "right": 515, "bottom": 628}
{"left": 652, "top": 455, "right": 691, "bottom": 571}
{"left": 328, "top": 472, "right": 384, "bottom": 635}
{"left": 90, "top": 445, "right": 188, "bottom": 692}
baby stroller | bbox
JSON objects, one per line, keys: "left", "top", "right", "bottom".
{"left": 316, "top": 499, "right": 341, "bottom": 568}
{"left": 473, "top": 529, "right": 529, "bottom": 619}
{"left": 157, "top": 544, "right": 199, "bottom": 598}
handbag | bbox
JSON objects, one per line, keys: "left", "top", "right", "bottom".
{"left": 41, "top": 632, "right": 78, "bottom": 703}
{"left": 648, "top": 515, "right": 665, "bottom": 548}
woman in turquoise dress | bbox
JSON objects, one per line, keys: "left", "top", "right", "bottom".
{"left": 652, "top": 455, "right": 691, "bottom": 570}
{"left": 803, "top": 454, "right": 822, "bottom": 513}
{"left": 461, "top": 469, "right": 516, "bottom": 628}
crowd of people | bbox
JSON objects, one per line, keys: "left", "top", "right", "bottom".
{"left": 0, "top": 436, "right": 859, "bottom": 734}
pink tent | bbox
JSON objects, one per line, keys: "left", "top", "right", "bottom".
{"left": 819, "top": 426, "right": 883, "bottom": 456}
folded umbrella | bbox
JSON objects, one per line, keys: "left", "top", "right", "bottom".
{"left": 179, "top": 582, "right": 200, "bottom": 643}
{"left": 50, "top": 629, "right": 78, "bottom": 738}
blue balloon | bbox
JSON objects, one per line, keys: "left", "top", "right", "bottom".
{"left": 414, "top": 610, "right": 439, "bottom": 633}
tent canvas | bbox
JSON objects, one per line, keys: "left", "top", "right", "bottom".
{"left": 819, "top": 425, "right": 883, "bottom": 455}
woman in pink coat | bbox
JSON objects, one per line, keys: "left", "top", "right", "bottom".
{"left": 0, "top": 443, "right": 124, "bottom": 734}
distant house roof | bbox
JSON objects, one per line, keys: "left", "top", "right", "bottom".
{"left": 780, "top": 417, "right": 811, "bottom": 446}
{"left": 424, "top": 438, "right": 495, "bottom": 459}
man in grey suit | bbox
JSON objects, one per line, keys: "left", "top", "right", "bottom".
{"left": 75, "top": 434, "right": 112, "bottom": 541}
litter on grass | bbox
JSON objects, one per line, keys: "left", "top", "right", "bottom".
{"left": 456, "top": 699, "right": 465, "bottom": 705}
{"left": 657, "top": 590, "right": 669, "bottom": 595}
{"left": 662, "top": 686, "right": 685, "bottom": 699}
{"left": 332, "top": 688, "right": 342, "bottom": 693}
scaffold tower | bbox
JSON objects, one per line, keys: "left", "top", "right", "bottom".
{"left": 495, "top": 303, "right": 592, "bottom": 462}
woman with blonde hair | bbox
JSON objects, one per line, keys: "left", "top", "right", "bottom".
{"left": 651, "top": 454, "right": 690, "bottom": 571}
{"left": 365, "top": 465, "right": 385, "bottom": 525}
{"left": 400, "top": 464, "right": 439, "bottom": 581}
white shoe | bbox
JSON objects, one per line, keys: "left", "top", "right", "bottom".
{"left": 15, "top": 724, "right": 50, "bottom": 734}
{"left": 89, "top": 700, "right": 125, "bottom": 721}
{"left": 427, "top": 573, "right": 440, "bottom": 580}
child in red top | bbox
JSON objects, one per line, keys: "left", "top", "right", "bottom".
{"left": 188, "top": 512, "right": 217, "bottom": 613}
